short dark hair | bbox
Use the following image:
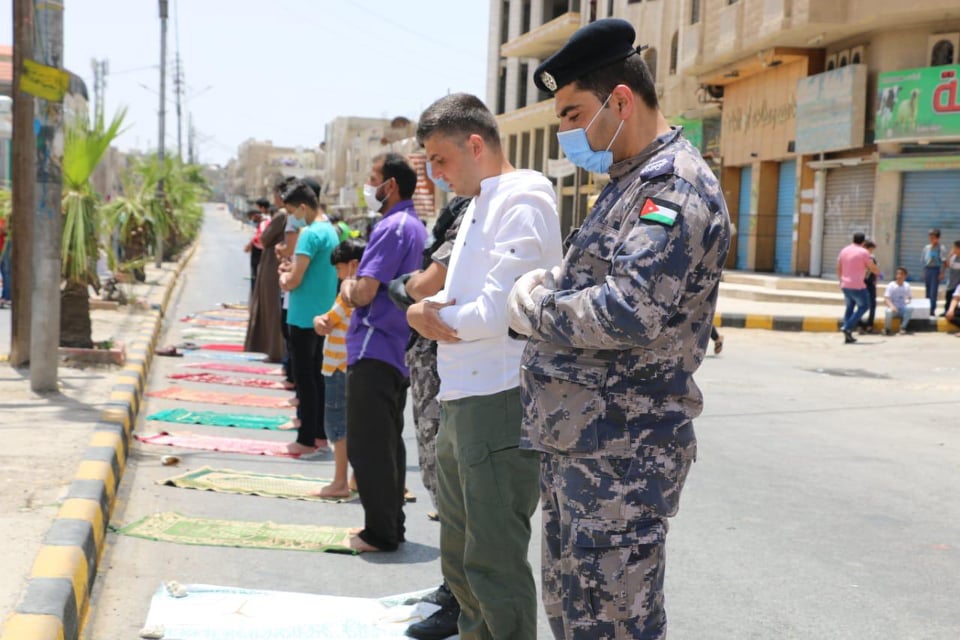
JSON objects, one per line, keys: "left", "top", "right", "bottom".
{"left": 274, "top": 176, "right": 296, "bottom": 194}
{"left": 573, "top": 52, "right": 659, "bottom": 110}
{"left": 280, "top": 180, "right": 318, "bottom": 209}
{"left": 375, "top": 152, "right": 418, "bottom": 200}
{"left": 254, "top": 197, "right": 271, "bottom": 209}
{"left": 953, "top": 240, "right": 960, "bottom": 249}
{"left": 896, "top": 266, "right": 909, "bottom": 276}
{"left": 929, "top": 228, "right": 941, "bottom": 237}
{"left": 864, "top": 240, "right": 876, "bottom": 249}
{"left": 330, "top": 239, "right": 366, "bottom": 266}
{"left": 417, "top": 93, "right": 502, "bottom": 151}
{"left": 853, "top": 232, "right": 866, "bottom": 244}
{"left": 303, "top": 177, "right": 322, "bottom": 198}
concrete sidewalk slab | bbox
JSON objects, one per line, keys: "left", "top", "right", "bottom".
{"left": 0, "top": 244, "right": 196, "bottom": 640}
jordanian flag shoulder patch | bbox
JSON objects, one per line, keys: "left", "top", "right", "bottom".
{"left": 639, "top": 197, "right": 680, "bottom": 227}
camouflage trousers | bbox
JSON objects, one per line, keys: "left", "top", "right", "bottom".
{"left": 405, "top": 335, "right": 441, "bottom": 510}
{"left": 539, "top": 429, "right": 696, "bottom": 639}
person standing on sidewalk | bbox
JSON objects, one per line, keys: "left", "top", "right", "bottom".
{"left": 387, "top": 195, "right": 471, "bottom": 640}
{"left": 921, "top": 228, "right": 948, "bottom": 316}
{"left": 279, "top": 180, "right": 339, "bottom": 456}
{"left": 508, "top": 19, "right": 730, "bottom": 639}
{"left": 245, "top": 192, "right": 288, "bottom": 362}
{"left": 341, "top": 153, "right": 427, "bottom": 553}
{"left": 837, "top": 232, "right": 879, "bottom": 344}
{"left": 942, "top": 240, "right": 960, "bottom": 316}
{"left": 858, "top": 240, "right": 879, "bottom": 333}
{"left": 408, "top": 93, "right": 562, "bottom": 639}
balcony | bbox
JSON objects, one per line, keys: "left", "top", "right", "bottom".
{"left": 680, "top": 22, "right": 704, "bottom": 71}
{"left": 496, "top": 99, "right": 554, "bottom": 136}
{"left": 710, "top": 0, "right": 744, "bottom": 58}
{"left": 500, "top": 12, "right": 580, "bottom": 60}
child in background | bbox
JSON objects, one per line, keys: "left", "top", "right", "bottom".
{"left": 883, "top": 267, "right": 913, "bottom": 336}
{"left": 859, "top": 240, "right": 879, "bottom": 333}
{"left": 310, "top": 239, "right": 366, "bottom": 497}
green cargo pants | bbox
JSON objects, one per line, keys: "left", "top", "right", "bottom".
{"left": 437, "top": 386, "right": 540, "bottom": 639}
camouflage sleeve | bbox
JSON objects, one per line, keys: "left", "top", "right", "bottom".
{"left": 529, "top": 185, "right": 712, "bottom": 350}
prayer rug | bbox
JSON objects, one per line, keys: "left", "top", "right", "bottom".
{"left": 199, "top": 343, "right": 245, "bottom": 352}
{"left": 161, "top": 467, "right": 358, "bottom": 503}
{"left": 141, "top": 584, "right": 447, "bottom": 639}
{"left": 136, "top": 431, "right": 298, "bottom": 457}
{"left": 181, "top": 351, "right": 267, "bottom": 362}
{"left": 180, "top": 362, "right": 284, "bottom": 376}
{"left": 168, "top": 372, "right": 289, "bottom": 390}
{"left": 147, "top": 386, "right": 290, "bottom": 408}
{"left": 118, "top": 512, "right": 356, "bottom": 553}
{"left": 146, "top": 408, "right": 289, "bottom": 430}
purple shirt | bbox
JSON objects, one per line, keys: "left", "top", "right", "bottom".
{"left": 346, "top": 200, "right": 427, "bottom": 376}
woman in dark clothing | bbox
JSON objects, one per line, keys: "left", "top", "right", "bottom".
{"left": 244, "top": 209, "right": 287, "bottom": 362}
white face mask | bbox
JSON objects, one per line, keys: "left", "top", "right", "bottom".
{"left": 363, "top": 183, "right": 384, "bottom": 213}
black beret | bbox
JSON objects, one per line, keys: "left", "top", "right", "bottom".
{"left": 534, "top": 18, "right": 641, "bottom": 94}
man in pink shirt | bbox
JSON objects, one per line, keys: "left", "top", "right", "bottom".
{"left": 837, "top": 232, "right": 880, "bottom": 344}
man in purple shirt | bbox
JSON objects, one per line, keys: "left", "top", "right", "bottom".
{"left": 340, "top": 152, "right": 427, "bottom": 552}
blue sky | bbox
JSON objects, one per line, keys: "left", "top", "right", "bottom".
{"left": 0, "top": 0, "right": 492, "bottom": 165}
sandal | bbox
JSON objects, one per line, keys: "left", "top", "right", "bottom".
{"left": 155, "top": 346, "right": 183, "bottom": 357}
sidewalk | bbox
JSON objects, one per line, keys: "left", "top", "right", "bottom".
{"left": 0, "top": 250, "right": 194, "bottom": 640}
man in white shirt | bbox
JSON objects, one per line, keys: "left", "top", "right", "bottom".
{"left": 408, "top": 93, "right": 562, "bottom": 639}
{"left": 883, "top": 266, "right": 913, "bottom": 335}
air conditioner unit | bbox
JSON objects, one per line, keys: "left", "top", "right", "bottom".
{"left": 836, "top": 49, "right": 850, "bottom": 68}
{"left": 849, "top": 45, "right": 866, "bottom": 66}
{"left": 928, "top": 33, "right": 960, "bottom": 65}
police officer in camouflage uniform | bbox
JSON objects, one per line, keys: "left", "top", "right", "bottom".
{"left": 507, "top": 19, "right": 730, "bottom": 640}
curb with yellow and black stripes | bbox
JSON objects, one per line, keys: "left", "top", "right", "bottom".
{"left": 715, "top": 313, "right": 959, "bottom": 333}
{"left": 1, "top": 243, "right": 197, "bottom": 640}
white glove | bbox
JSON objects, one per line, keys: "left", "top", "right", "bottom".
{"left": 507, "top": 268, "right": 545, "bottom": 336}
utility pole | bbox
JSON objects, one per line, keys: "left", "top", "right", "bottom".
{"left": 155, "top": 0, "right": 168, "bottom": 268}
{"left": 90, "top": 58, "right": 108, "bottom": 123}
{"left": 10, "top": 0, "right": 34, "bottom": 366}
{"left": 187, "top": 112, "right": 195, "bottom": 164}
{"left": 174, "top": 54, "right": 184, "bottom": 161}
{"left": 29, "top": 0, "right": 65, "bottom": 392}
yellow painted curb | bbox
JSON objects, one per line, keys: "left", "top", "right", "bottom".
{"left": 1, "top": 614, "right": 64, "bottom": 640}
{"left": 801, "top": 317, "right": 840, "bottom": 332}
{"left": 56, "top": 500, "right": 105, "bottom": 551}
{"left": 75, "top": 461, "right": 116, "bottom": 504}
{"left": 30, "top": 547, "right": 89, "bottom": 618}
{"left": 744, "top": 315, "right": 773, "bottom": 330}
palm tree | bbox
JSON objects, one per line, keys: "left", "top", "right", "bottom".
{"left": 60, "top": 109, "right": 126, "bottom": 348}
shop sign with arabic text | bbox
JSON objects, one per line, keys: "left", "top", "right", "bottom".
{"left": 876, "top": 65, "right": 960, "bottom": 142}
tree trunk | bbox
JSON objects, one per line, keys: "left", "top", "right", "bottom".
{"left": 60, "top": 280, "right": 93, "bottom": 348}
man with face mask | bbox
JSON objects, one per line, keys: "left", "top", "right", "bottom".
{"left": 408, "top": 93, "right": 562, "bottom": 639}
{"left": 507, "top": 19, "right": 731, "bottom": 640}
{"left": 341, "top": 152, "right": 427, "bottom": 553}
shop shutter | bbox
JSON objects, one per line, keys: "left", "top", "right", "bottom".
{"left": 736, "top": 166, "right": 752, "bottom": 270}
{"left": 775, "top": 160, "right": 797, "bottom": 274}
{"left": 821, "top": 164, "right": 876, "bottom": 276}
{"left": 898, "top": 171, "right": 960, "bottom": 278}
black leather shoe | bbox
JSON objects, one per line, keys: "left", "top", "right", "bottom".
{"left": 844, "top": 331, "right": 857, "bottom": 344}
{"left": 405, "top": 602, "right": 460, "bottom": 640}
{"left": 403, "top": 582, "right": 455, "bottom": 607}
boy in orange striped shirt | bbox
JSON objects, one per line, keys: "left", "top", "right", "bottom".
{"left": 311, "top": 239, "right": 365, "bottom": 498}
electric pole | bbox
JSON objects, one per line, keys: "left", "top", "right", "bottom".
{"left": 156, "top": 0, "right": 168, "bottom": 268}
{"left": 10, "top": 0, "right": 34, "bottom": 366}
{"left": 29, "top": 0, "right": 65, "bottom": 392}
{"left": 188, "top": 112, "right": 195, "bottom": 164}
{"left": 174, "top": 54, "right": 184, "bottom": 161}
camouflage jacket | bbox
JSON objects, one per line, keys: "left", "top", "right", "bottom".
{"left": 519, "top": 128, "right": 730, "bottom": 458}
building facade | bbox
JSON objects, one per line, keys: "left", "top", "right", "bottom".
{"left": 489, "top": 0, "right": 960, "bottom": 279}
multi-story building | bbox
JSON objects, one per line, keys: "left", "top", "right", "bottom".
{"left": 490, "top": 1, "right": 960, "bottom": 281}
{"left": 488, "top": 0, "right": 714, "bottom": 236}
{"left": 228, "top": 139, "right": 325, "bottom": 206}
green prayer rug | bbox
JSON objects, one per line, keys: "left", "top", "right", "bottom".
{"left": 161, "top": 466, "right": 358, "bottom": 503}
{"left": 118, "top": 512, "right": 357, "bottom": 554}
{"left": 146, "top": 408, "right": 290, "bottom": 430}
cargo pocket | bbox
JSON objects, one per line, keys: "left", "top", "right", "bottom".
{"left": 570, "top": 518, "right": 666, "bottom": 623}
{"left": 521, "top": 363, "right": 606, "bottom": 454}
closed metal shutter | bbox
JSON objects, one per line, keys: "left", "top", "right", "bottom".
{"left": 898, "top": 171, "right": 960, "bottom": 278}
{"left": 821, "top": 164, "right": 876, "bottom": 276}
{"left": 736, "top": 166, "right": 752, "bottom": 270}
{"left": 775, "top": 160, "right": 797, "bottom": 274}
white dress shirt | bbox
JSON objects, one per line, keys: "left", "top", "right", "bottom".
{"left": 431, "top": 170, "right": 562, "bottom": 401}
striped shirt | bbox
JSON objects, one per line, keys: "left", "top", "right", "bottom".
{"left": 321, "top": 294, "right": 352, "bottom": 376}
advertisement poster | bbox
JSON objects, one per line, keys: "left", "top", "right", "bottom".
{"left": 876, "top": 65, "right": 960, "bottom": 141}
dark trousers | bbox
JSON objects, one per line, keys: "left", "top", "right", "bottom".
{"left": 289, "top": 325, "right": 325, "bottom": 446}
{"left": 249, "top": 247, "right": 262, "bottom": 291}
{"left": 346, "top": 358, "right": 408, "bottom": 551}
{"left": 946, "top": 286, "right": 957, "bottom": 315}
{"left": 280, "top": 305, "right": 293, "bottom": 383}
{"left": 859, "top": 281, "right": 877, "bottom": 328}
{"left": 924, "top": 266, "right": 941, "bottom": 315}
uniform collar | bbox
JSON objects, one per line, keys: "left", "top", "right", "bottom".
{"left": 609, "top": 127, "right": 681, "bottom": 180}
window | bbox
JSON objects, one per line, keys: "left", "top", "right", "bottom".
{"left": 932, "top": 39, "right": 955, "bottom": 66}
{"left": 838, "top": 51, "right": 848, "bottom": 67}
{"left": 520, "top": 132, "right": 531, "bottom": 169}
{"left": 522, "top": 0, "right": 531, "bottom": 34}
{"left": 628, "top": 0, "right": 642, "bottom": 4}
{"left": 606, "top": 0, "right": 615, "bottom": 17}
{"left": 499, "top": 1, "right": 509, "bottom": 45}
{"left": 691, "top": 0, "right": 701, "bottom": 24}
{"left": 727, "top": 0, "right": 738, "bottom": 4}
{"left": 517, "top": 63, "right": 529, "bottom": 109}
{"left": 497, "top": 66, "right": 507, "bottom": 115}
{"left": 851, "top": 51, "right": 862, "bottom": 64}
{"left": 669, "top": 31, "right": 679, "bottom": 75}
{"left": 643, "top": 47, "right": 658, "bottom": 83}
{"left": 534, "top": 128, "right": 545, "bottom": 172}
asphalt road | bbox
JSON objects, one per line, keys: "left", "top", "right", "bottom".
{"left": 86, "top": 205, "right": 960, "bottom": 639}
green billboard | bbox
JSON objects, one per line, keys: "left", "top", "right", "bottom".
{"left": 876, "top": 65, "right": 960, "bottom": 141}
